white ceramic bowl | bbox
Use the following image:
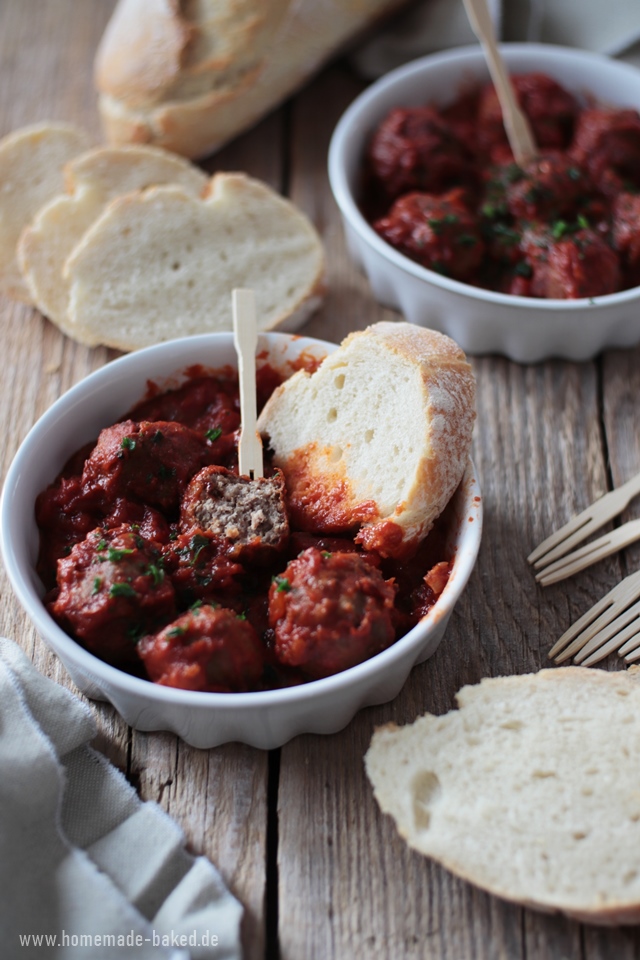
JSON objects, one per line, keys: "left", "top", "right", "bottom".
{"left": 329, "top": 43, "right": 640, "bottom": 363}
{"left": 0, "top": 332, "right": 482, "bottom": 749}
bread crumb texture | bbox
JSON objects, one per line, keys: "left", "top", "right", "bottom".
{"left": 64, "top": 172, "right": 324, "bottom": 350}
{"left": 257, "top": 322, "right": 475, "bottom": 557}
{"left": 365, "top": 667, "right": 640, "bottom": 924}
{"left": 0, "top": 123, "right": 91, "bottom": 301}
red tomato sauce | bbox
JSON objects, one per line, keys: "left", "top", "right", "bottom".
{"left": 362, "top": 72, "right": 640, "bottom": 298}
{"left": 36, "top": 369, "right": 453, "bottom": 692}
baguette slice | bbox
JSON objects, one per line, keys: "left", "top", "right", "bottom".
{"left": 257, "top": 322, "right": 475, "bottom": 558}
{"left": 64, "top": 172, "right": 324, "bottom": 351}
{"left": 0, "top": 122, "right": 91, "bottom": 302}
{"left": 366, "top": 667, "right": 640, "bottom": 925}
{"left": 17, "top": 144, "right": 207, "bottom": 334}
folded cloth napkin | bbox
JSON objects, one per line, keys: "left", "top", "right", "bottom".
{"left": 0, "top": 638, "right": 242, "bottom": 960}
{"left": 352, "top": 0, "right": 640, "bottom": 78}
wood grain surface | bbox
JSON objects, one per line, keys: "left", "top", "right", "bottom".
{"left": 2, "top": 2, "right": 640, "bottom": 958}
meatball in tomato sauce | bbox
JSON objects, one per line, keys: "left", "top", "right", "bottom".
{"left": 50, "top": 524, "right": 176, "bottom": 669}
{"left": 139, "top": 604, "right": 265, "bottom": 692}
{"left": 268, "top": 548, "right": 397, "bottom": 680}
{"left": 373, "top": 189, "right": 484, "bottom": 281}
{"left": 81, "top": 419, "right": 215, "bottom": 513}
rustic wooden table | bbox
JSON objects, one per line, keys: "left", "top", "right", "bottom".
{"left": 2, "top": 2, "right": 640, "bottom": 958}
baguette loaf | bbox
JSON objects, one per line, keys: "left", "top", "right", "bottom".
{"left": 366, "top": 667, "right": 640, "bottom": 925}
{"left": 0, "top": 123, "right": 91, "bottom": 302}
{"left": 63, "top": 171, "right": 325, "bottom": 350}
{"left": 18, "top": 144, "right": 208, "bottom": 334}
{"left": 257, "top": 322, "right": 475, "bottom": 559}
{"left": 95, "top": 0, "right": 410, "bottom": 158}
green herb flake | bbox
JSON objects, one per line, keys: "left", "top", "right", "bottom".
{"left": 577, "top": 213, "right": 590, "bottom": 230}
{"left": 96, "top": 539, "right": 108, "bottom": 552}
{"left": 514, "top": 261, "right": 533, "bottom": 278}
{"left": 107, "top": 547, "right": 135, "bottom": 562}
{"left": 108, "top": 582, "right": 137, "bottom": 599}
{"left": 146, "top": 563, "right": 165, "bottom": 586}
{"left": 167, "top": 626, "right": 186, "bottom": 638}
{"left": 190, "top": 533, "right": 210, "bottom": 564}
{"left": 236, "top": 612, "right": 247, "bottom": 621}
{"left": 551, "top": 220, "right": 568, "bottom": 240}
{"left": 120, "top": 436, "right": 136, "bottom": 451}
{"left": 273, "top": 576, "right": 292, "bottom": 593}
{"left": 189, "top": 599, "right": 204, "bottom": 612}
{"left": 205, "top": 427, "right": 222, "bottom": 442}
{"left": 128, "top": 623, "right": 145, "bottom": 642}
{"left": 567, "top": 166, "right": 582, "bottom": 181}
{"left": 92, "top": 577, "right": 102, "bottom": 595}
{"left": 321, "top": 551, "right": 333, "bottom": 559}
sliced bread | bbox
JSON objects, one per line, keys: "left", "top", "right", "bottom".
{"left": 63, "top": 171, "right": 325, "bottom": 350}
{"left": 0, "top": 122, "right": 91, "bottom": 302}
{"left": 256, "top": 321, "right": 475, "bottom": 558}
{"left": 17, "top": 144, "right": 207, "bottom": 333}
{"left": 365, "top": 667, "right": 640, "bottom": 925}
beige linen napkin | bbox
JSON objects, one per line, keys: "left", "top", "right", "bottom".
{"left": 0, "top": 637, "right": 242, "bottom": 960}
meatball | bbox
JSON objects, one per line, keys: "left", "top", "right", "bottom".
{"left": 81, "top": 419, "right": 215, "bottom": 513}
{"left": 50, "top": 524, "right": 176, "bottom": 667}
{"left": 161, "top": 530, "right": 244, "bottom": 607}
{"left": 478, "top": 73, "right": 579, "bottom": 157}
{"left": 138, "top": 604, "right": 265, "bottom": 692}
{"left": 35, "top": 474, "right": 102, "bottom": 589}
{"left": 268, "top": 548, "right": 397, "bottom": 680}
{"left": 612, "top": 192, "right": 640, "bottom": 275}
{"left": 521, "top": 226, "right": 621, "bottom": 299}
{"left": 180, "top": 465, "right": 289, "bottom": 561}
{"left": 503, "top": 153, "right": 591, "bottom": 221}
{"left": 373, "top": 189, "right": 484, "bottom": 281}
{"left": 128, "top": 376, "right": 241, "bottom": 468}
{"left": 572, "top": 108, "right": 640, "bottom": 195}
{"left": 367, "top": 106, "right": 474, "bottom": 203}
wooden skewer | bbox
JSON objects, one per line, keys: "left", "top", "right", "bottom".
{"left": 462, "top": 0, "right": 537, "bottom": 165}
{"left": 232, "top": 288, "right": 264, "bottom": 480}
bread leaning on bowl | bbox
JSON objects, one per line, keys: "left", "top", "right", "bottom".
{"left": 94, "top": 0, "right": 411, "bottom": 158}
{"left": 366, "top": 667, "right": 640, "bottom": 925}
{"left": 257, "top": 321, "right": 476, "bottom": 559}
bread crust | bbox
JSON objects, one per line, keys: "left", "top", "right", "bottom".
{"left": 257, "top": 322, "right": 475, "bottom": 559}
{"left": 366, "top": 667, "right": 640, "bottom": 925}
{"left": 95, "top": 0, "right": 411, "bottom": 157}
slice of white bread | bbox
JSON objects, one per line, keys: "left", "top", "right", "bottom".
{"left": 63, "top": 171, "right": 325, "bottom": 351}
{"left": 0, "top": 122, "right": 91, "bottom": 302}
{"left": 17, "top": 145, "right": 208, "bottom": 334}
{"left": 365, "top": 667, "right": 640, "bottom": 925}
{"left": 256, "top": 322, "right": 475, "bottom": 558}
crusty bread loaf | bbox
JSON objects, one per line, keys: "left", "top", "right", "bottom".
{"left": 366, "top": 667, "right": 640, "bottom": 925}
{"left": 95, "top": 0, "right": 410, "bottom": 158}
{"left": 257, "top": 322, "right": 475, "bottom": 558}
{"left": 17, "top": 145, "right": 207, "bottom": 334}
{"left": 0, "top": 123, "right": 91, "bottom": 302}
{"left": 63, "top": 171, "right": 325, "bottom": 350}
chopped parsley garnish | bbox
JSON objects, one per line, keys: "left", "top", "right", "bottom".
{"left": 190, "top": 533, "right": 210, "bottom": 564}
{"left": 96, "top": 539, "right": 108, "bottom": 552}
{"left": 205, "top": 427, "right": 222, "bottom": 442}
{"left": 91, "top": 577, "right": 102, "bottom": 595}
{"left": 236, "top": 612, "right": 247, "bottom": 621}
{"left": 107, "top": 547, "right": 135, "bottom": 562}
{"left": 273, "top": 576, "right": 292, "bottom": 593}
{"left": 551, "top": 220, "right": 569, "bottom": 239}
{"left": 128, "top": 623, "right": 145, "bottom": 642}
{"left": 189, "top": 599, "right": 204, "bottom": 612}
{"left": 167, "top": 626, "right": 186, "bottom": 637}
{"left": 146, "top": 563, "right": 164, "bottom": 586}
{"left": 514, "top": 261, "right": 533, "bottom": 278}
{"left": 577, "top": 213, "right": 590, "bottom": 230}
{"left": 321, "top": 551, "right": 333, "bottom": 559}
{"left": 109, "top": 582, "right": 137, "bottom": 599}
{"left": 158, "top": 464, "right": 177, "bottom": 480}
{"left": 120, "top": 436, "right": 136, "bottom": 451}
